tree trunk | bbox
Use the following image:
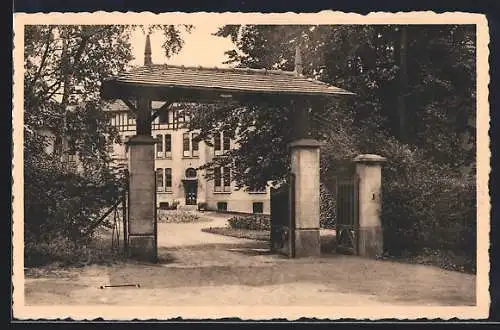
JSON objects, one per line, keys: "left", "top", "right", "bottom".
{"left": 397, "top": 26, "right": 408, "bottom": 143}
{"left": 59, "top": 28, "right": 91, "bottom": 165}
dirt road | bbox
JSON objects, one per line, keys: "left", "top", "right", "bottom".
{"left": 24, "top": 212, "right": 476, "bottom": 307}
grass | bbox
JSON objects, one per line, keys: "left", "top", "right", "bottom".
{"left": 24, "top": 228, "right": 127, "bottom": 268}
{"left": 202, "top": 227, "right": 270, "bottom": 241}
{"left": 201, "top": 226, "right": 338, "bottom": 254}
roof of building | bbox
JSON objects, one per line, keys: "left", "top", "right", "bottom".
{"left": 101, "top": 64, "right": 354, "bottom": 100}
{"left": 103, "top": 99, "right": 168, "bottom": 112}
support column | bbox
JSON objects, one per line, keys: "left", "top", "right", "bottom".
{"left": 288, "top": 138, "right": 322, "bottom": 257}
{"left": 353, "top": 154, "right": 387, "bottom": 258}
{"left": 126, "top": 97, "right": 157, "bottom": 262}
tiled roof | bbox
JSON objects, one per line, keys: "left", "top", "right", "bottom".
{"left": 103, "top": 64, "right": 354, "bottom": 97}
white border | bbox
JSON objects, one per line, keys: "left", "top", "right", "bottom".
{"left": 12, "top": 11, "right": 490, "bottom": 320}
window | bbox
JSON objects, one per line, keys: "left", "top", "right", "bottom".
{"left": 185, "top": 168, "right": 197, "bottom": 178}
{"left": 215, "top": 131, "right": 230, "bottom": 156}
{"left": 54, "top": 135, "right": 63, "bottom": 154}
{"left": 223, "top": 167, "right": 231, "bottom": 192}
{"left": 214, "top": 167, "right": 231, "bottom": 192}
{"left": 214, "top": 133, "right": 221, "bottom": 152}
{"left": 156, "top": 134, "right": 163, "bottom": 158}
{"left": 67, "top": 139, "right": 77, "bottom": 156}
{"left": 165, "top": 134, "right": 172, "bottom": 158}
{"left": 253, "top": 202, "right": 264, "bottom": 214}
{"left": 174, "top": 109, "right": 188, "bottom": 128}
{"left": 192, "top": 133, "right": 199, "bottom": 157}
{"left": 113, "top": 112, "right": 129, "bottom": 131}
{"left": 128, "top": 114, "right": 135, "bottom": 127}
{"left": 217, "top": 202, "right": 228, "bottom": 212}
{"left": 165, "top": 168, "right": 172, "bottom": 192}
{"left": 156, "top": 168, "right": 164, "bottom": 192}
{"left": 214, "top": 167, "right": 222, "bottom": 192}
{"left": 68, "top": 139, "right": 77, "bottom": 163}
{"left": 223, "top": 132, "right": 230, "bottom": 151}
{"left": 183, "top": 132, "right": 190, "bottom": 157}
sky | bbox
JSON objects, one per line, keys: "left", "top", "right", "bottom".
{"left": 129, "top": 23, "right": 236, "bottom": 68}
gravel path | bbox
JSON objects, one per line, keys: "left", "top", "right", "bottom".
{"left": 24, "top": 211, "right": 476, "bottom": 308}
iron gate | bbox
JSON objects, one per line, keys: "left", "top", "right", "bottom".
{"left": 270, "top": 172, "right": 295, "bottom": 257}
{"left": 335, "top": 176, "right": 359, "bottom": 255}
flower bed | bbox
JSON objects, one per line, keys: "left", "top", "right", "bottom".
{"left": 157, "top": 210, "right": 211, "bottom": 223}
{"left": 227, "top": 214, "right": 271, "bottom": 230}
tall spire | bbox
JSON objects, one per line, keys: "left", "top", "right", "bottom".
{"left": 144, "top": 34, "right": 152, "bottom": 66}
{"left": 294, "top": 44, "right": 303, "bottom": 76}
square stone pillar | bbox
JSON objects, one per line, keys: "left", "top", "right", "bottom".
{"left": 126, "top": 135, "right": 157, "bottom": 262}
{"left": 288, "top": 138, "right": 322, "bottom": 257}
{"left": 353, "top": 154, "right": 387, "bottom": 258}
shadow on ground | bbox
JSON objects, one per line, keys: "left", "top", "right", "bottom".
{"left": 97, "top": 240, "right": 476, "bottom": 306}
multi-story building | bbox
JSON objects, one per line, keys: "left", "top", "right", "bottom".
{"left": 106, "top": 99, "right": 270, "bottom": 214}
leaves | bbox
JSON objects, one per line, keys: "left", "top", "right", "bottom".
{"left": 204, "top": 24, "right": 476, "bottom": 188}
{"left": 24, "top": 24, "right": 191, "bottom": 248}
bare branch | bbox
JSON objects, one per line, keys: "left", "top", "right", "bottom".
{"left": 30, "top": 26, "right": 54, "bottom": 88}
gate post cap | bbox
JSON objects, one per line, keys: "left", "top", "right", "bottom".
{"left": 126, "top": 135, "right": 156, "bottom": 145}
{"left": 288, "top": 138, "right": 322, "bottom": 149}
{"left": 353, "top": 154, "right": 387, "bottom": 164}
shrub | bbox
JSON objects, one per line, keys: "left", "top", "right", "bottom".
{"left": 320, "top": 133, "right": 476, "bottom": 272}
{"left": 24, "top": 147, "right": 125, "bottom": 266}
{"left": 320, "top": 182, "right": 336, "bottom": 229}
{"left": 378, "top": 137, "right": 476, "bottom": 271}
{"left": 227, "top": 214, "right": 271, "bottom": 231}
{"left": 24, "top": 164, "right": 124, "bottom": 243}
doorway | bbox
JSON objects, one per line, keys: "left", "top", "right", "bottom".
{"left": 183, "top": 168, "right": 198, "bottom": 205}
{"left": 184, "top": 181, "right": 197, "bottom": 205}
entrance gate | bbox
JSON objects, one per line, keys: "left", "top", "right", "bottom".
{"left": 270, "top": 172, "right": 295, "bottom": 257}
{"left": 101, "top": 35, "right": 354, "bottom": 261}
{"left": 335, "top": 176, "right": 359, "bottom": 255}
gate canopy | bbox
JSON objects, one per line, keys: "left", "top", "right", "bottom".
{"left": 101, "top": 64, "right": 354, "bottom": 103}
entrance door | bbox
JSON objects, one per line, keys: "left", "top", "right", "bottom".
{"left": 184, "top": 181, "right": 198, "bottom": 205}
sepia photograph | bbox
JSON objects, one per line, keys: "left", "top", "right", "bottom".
{"left": 12, "top": 11, "right": 490, "bottom": 320}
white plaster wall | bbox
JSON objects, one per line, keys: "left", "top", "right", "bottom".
{"left": 112, "top": 121, "right": 271, "bottom": 213}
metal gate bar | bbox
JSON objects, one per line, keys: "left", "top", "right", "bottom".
{"left": 336, "top": 176, "right": 359, "bottom": 255}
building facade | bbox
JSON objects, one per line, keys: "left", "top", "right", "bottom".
{"left": 107, "top": 100, "right": 270, "bottom": 214}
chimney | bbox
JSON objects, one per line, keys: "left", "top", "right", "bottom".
{"left": 144, "top": 34, "right": 152, "bottom": 66}
{"left": 294, "top": 44, "right": 303, "bottom": 76}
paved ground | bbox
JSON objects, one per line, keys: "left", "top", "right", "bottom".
{"left": 24, "top": 211, "right": 476, "bottom": 307}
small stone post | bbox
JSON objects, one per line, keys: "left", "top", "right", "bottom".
{"left": 289, "top": 138, "right": 322, "bottom": 257}
{"left": 353, "top": 154, "right": 387, "bottom": 258}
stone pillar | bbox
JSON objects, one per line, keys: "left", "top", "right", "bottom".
{"left": 288, "top": 138, "right": 322, "bottom": 257}
{"left": 126, "top": 135, "right": 157, "bottom": 262}
{"left": 353, "top": 154, "right": 387, "bottom": 258}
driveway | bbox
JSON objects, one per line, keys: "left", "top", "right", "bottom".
{"left": 24, "top": 211, "right": 476, "bottom": 309}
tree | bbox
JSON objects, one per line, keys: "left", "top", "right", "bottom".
{"left": 24, "top": 24, "right": 192, "bottom": 246}
{"left": 190, "top": 24, "right": 476, "bottom": 190}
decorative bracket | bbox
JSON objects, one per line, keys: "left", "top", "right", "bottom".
{"left": 120, "top": 98, "right": 137, "bottom": 112}
{"left": 151, "top": 101, "right": 173, "bottom": 121}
